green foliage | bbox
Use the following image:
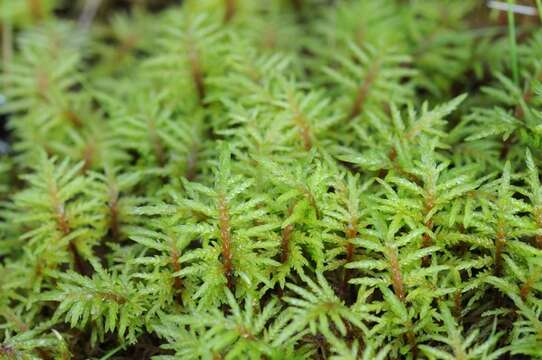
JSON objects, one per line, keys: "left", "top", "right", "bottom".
{"left": 1, "top": 0, "right": 542, "bottom": 359}
{"left": 46, "top": 268, "right": 147, "bottom": 345}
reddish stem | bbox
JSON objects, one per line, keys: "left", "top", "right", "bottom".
{"left": 388, "top": 247, "right": 405, "bottom": 302}
{"left": 224, "top": 0, "right": 236, "bottom": 23}
{"left": 294, "top": 113, "right": 312, "bottom": 150}
{"left": 453, "top": 290, "right": 462, "bottom": 319}
{"left": 81, "top": 142, "right": 95, "bottom": 174}
{"left": 51, "top": 183, "right": 88, "bottom": 275}
{"left": 27, "top": 0, "right": 43, "bottom": 21}
{"left": 342, "top": 220, "right": 357, "bottom": 301}
{"left": 218, "top": 194, "right": 234, "bottom": 290}
{"left": 188, "top": 43, "right": 206, "bottom": 104}
{"left": 281, "top": 225, "right": 293, "bottom": 264}
{"left": 63, "top": 110, "right": 83, "bottom": 127}
{"left": 36, "top": 70, "right": 49, "bottom": 100}
{"left": 520, "top": 272, "right": 539, "bottom": 301}
{"left": 291, "top": 0, "right": 303, "bottom": 11}
{"left": 536, "top": 234, "right": 542, "bottom": 250}
{"left": 171, "top": 241, "right": 183, "bottom": 302}
{"left": 148, "top": 120, "right": 165, "bottom": 166}
{"left": 494, "top": 227, "right": 506, "bottom": 276}
{"left": 421, "top": 220, "right": 433, "bottom": 267}
{"left": 185, "top": 144, "right": 199, "bottom": 181}
{"left": 406, "top": 329, "right": 418, "bottom": 358}
{"left": 348, "top": 62, "right": 379, "bottom": 121}
{"left": 97, "top": 291, "right": 126, "bottom": 304}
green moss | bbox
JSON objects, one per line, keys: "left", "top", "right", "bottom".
{"left": 1, "top": 0, "right": 542, "bottom": 359}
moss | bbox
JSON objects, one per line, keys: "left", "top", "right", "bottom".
{"left": 1, "top": 0, "right": 542, "bottom": 359}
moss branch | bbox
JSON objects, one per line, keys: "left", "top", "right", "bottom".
{"left": 224, "top": 0, "right": 236, "bottom": 23}
{"left": 185, "top": 143, "right": 199, "bottom": 181}
{"left": 187, "top": 42, "right": 206, "bottom": 104}
{"left": 63, "top": 110, "right": 83, "bottom": 128}
{"left": 348, "top": 62, "right": 379, "bottom": 121}
{"left": 387, "top": 246, "right": 405, "bottom": 302}
{"left": 421, "top": 194, "right": 434, "bottom": 267}
{"left": 218, "top": 194, "right": 235, "bottom": 290}
{"left": 453, "top": 289, "right": 462, "bottom": 318}
{"left": 81, "top": 142, "right": 95, "bottom": 174}
{"left": 494, "top": 226, "right": 506, "bottom": 276}
{"left": 97, "top": 291, "right": 126, "bottom": 304}
{"left": 341, "top": 217, "right": 358, "bottom": 302}
{"left": 148, "top": 119, "right": 165, "bottom": 166}
{"left": 520, "top": 272, "right": 540, "bottom": 301}
{"left": 36, "top": 69, "right": 50, "bottom": 101}
{"left": 50, "top": 181, "right": 88, "bottom": 275}
{"left": 281, "top": 205, "right": 295, "bottom": 263}
{"left": 287, "top": 92, "right": 313, "bottom": 151}
{"left": 170, "top": 240, "right": 183, "bottom": 302}
{"left": 27, "top": 0, "right": 43, "bottom": 21}
{"left": 303, "top": 187, "right": 320, "bottom": 219}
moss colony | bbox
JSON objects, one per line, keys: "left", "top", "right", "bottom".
{"left": 1, "top": 0, "right": 542, "bottom": 359}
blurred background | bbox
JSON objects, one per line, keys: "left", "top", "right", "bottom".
{"left": 0, "top": 0, "right": 541, "bottom": 148}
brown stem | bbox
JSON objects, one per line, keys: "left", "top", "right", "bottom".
{"left": 288, "top": 93, "right": 313, "bottom": 150}
{"left": 218, "top": 194, "right": 234, "bottom": 290}
{"left": 148, "top": 119, "right": 165, "bottom": 166}
{"left": 68, "top": 240, "right": 88, "bottom": 276}
{"left": 378, "top": 147, "right": 397, "bottom": 178}
{"left": 304, "top": 188, "right": 320, "bottom": 219}
{"left": 341, "top": 220, "right": 357, "bottom": 301}
{"left": 63, "top": 110, "right": 83, "bottom": 128}
{"left": 293, "top": 113, "right": 312, "bottom": 150}
{"left": 188, "top": 42, "right": 206, "bottom": 104}
{"left": 499, "top": 135, "right": 514, "bottom": 160}
{"left": 55, "top": 204, "right": 70, "bottom": 236}
{"left": 520, "top": 281, "right": 532, "bottom": 301}
{"left": 51, "top": 183, "right": 89, "bottom": 275}
{"left": 224, "top": 0, "right": 236, "bottom": 23}
{"left": 185, "top": 143, "right": 199, "bottom": 181}
{"left": 406, "top": 328, "right": 418, "bottom": 358}
{"left": 536, "top": 234, "right": 542, "bottom": 250}
{"left": 281, "top": 224, "right": 293, "bottom": 264}
{"left": 388, "top": 247, "right": 405, "bottom": 302}
{"left": 36, "top": 70, "right": 50, "bottom": 101}
{"left": 419, "top": 190, "right": 435, "bottom": 267}
{"left": 114, "top": 35, "right": 138, "bottom": 63}
{"left": 291, "top": 0, "right": 303, "bottom": 12}
{"left": 388, "top": 147, "right": 397, "bottom": 161}
{"left": 348, "top": 62, "right": 379, "bottom": 121}
{"left": 27, "top": 0, "right": 43, "bottom": 21}
{"left": 421, "top": 218, "right": 433, "bottom": 267}
{"left": 453, "top": 290, "right": 462, "bottom": 319}
{"left": 520, "top": 272, "right": 539, "bottom": 301}
{"left": 81, "top": 142, "right": 95, "bottom": 174}
{"left": 494, "top": 227, "right": 506, "bottom": 276}
{"left": 281, "top": 205, "right": 295, "bottom": 263}
{"left": 345, "top": 241, "right": 355, "bottom": 262}
{"left": 171, "top": 241, "right": 183, "bottom": 302}
{"left": 97, "top": 291, "right": 126, "bottom": 304}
